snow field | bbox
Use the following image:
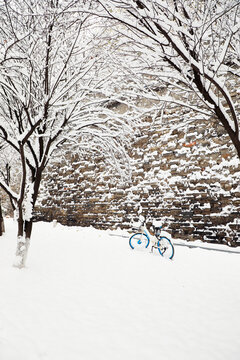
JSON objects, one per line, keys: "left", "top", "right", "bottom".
{"left": 0, "top": 218, "right": 240, "bottom": 360}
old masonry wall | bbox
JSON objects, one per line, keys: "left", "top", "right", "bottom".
{"left": 35, "top": 105, "right": 240, "bottom": 246}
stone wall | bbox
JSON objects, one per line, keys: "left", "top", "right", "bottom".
{"left": 35, "top": 106, "right": 240, "bottom": 246}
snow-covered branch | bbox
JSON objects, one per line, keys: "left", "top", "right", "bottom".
{"left": 94, "top": 0, "right": 240, "bottom": 158}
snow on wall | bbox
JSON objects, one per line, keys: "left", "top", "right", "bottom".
{"left": 35, "top": 108, "right": 240, "bottom": 246}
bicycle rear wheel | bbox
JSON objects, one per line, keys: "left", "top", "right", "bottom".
{"left": 129, "top": 233, "right": 150, "bottom": 250}
{"left": 157, "top": 236, "right": 174, "bottom": 259}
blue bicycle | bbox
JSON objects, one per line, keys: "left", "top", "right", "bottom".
{"left": 129, "top": 221, "right": 174, "bottom": 259}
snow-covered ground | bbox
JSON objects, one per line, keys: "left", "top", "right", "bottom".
{"left": 1, "top": 218, "right": 240, "bottom": 360}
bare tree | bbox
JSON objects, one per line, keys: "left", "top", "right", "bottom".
{"left": 0, "top": 0, "right": 137, "bottom": 268}
{"left": 95, "top": 0, "right": 240, "bottom": 158}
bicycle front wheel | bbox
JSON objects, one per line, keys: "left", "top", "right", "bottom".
{"left": 129, "top": 233, "right": 150, "bottom": 250}
{"left": 157, "top": 236, "right": 174, "bottom": 259}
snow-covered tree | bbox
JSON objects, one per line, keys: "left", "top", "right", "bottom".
{"left": 0, "top": 0, "right": 138, "bottom": 268}
{"left": 95, "top": 0, "right": 240, "bottom": 158}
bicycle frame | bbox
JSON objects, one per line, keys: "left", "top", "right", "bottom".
{"left": 134, "top": 223, "right": 160, "bottom": 248}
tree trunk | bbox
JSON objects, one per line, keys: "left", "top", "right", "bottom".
{"left": 0, "top": 200, "right": 5, "bottom": 236}
{"left": 13, "top": 218, "right": 33, "bottom": 269}
{"left": 12, "top": 168, "right": 42, "bottom": 268}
